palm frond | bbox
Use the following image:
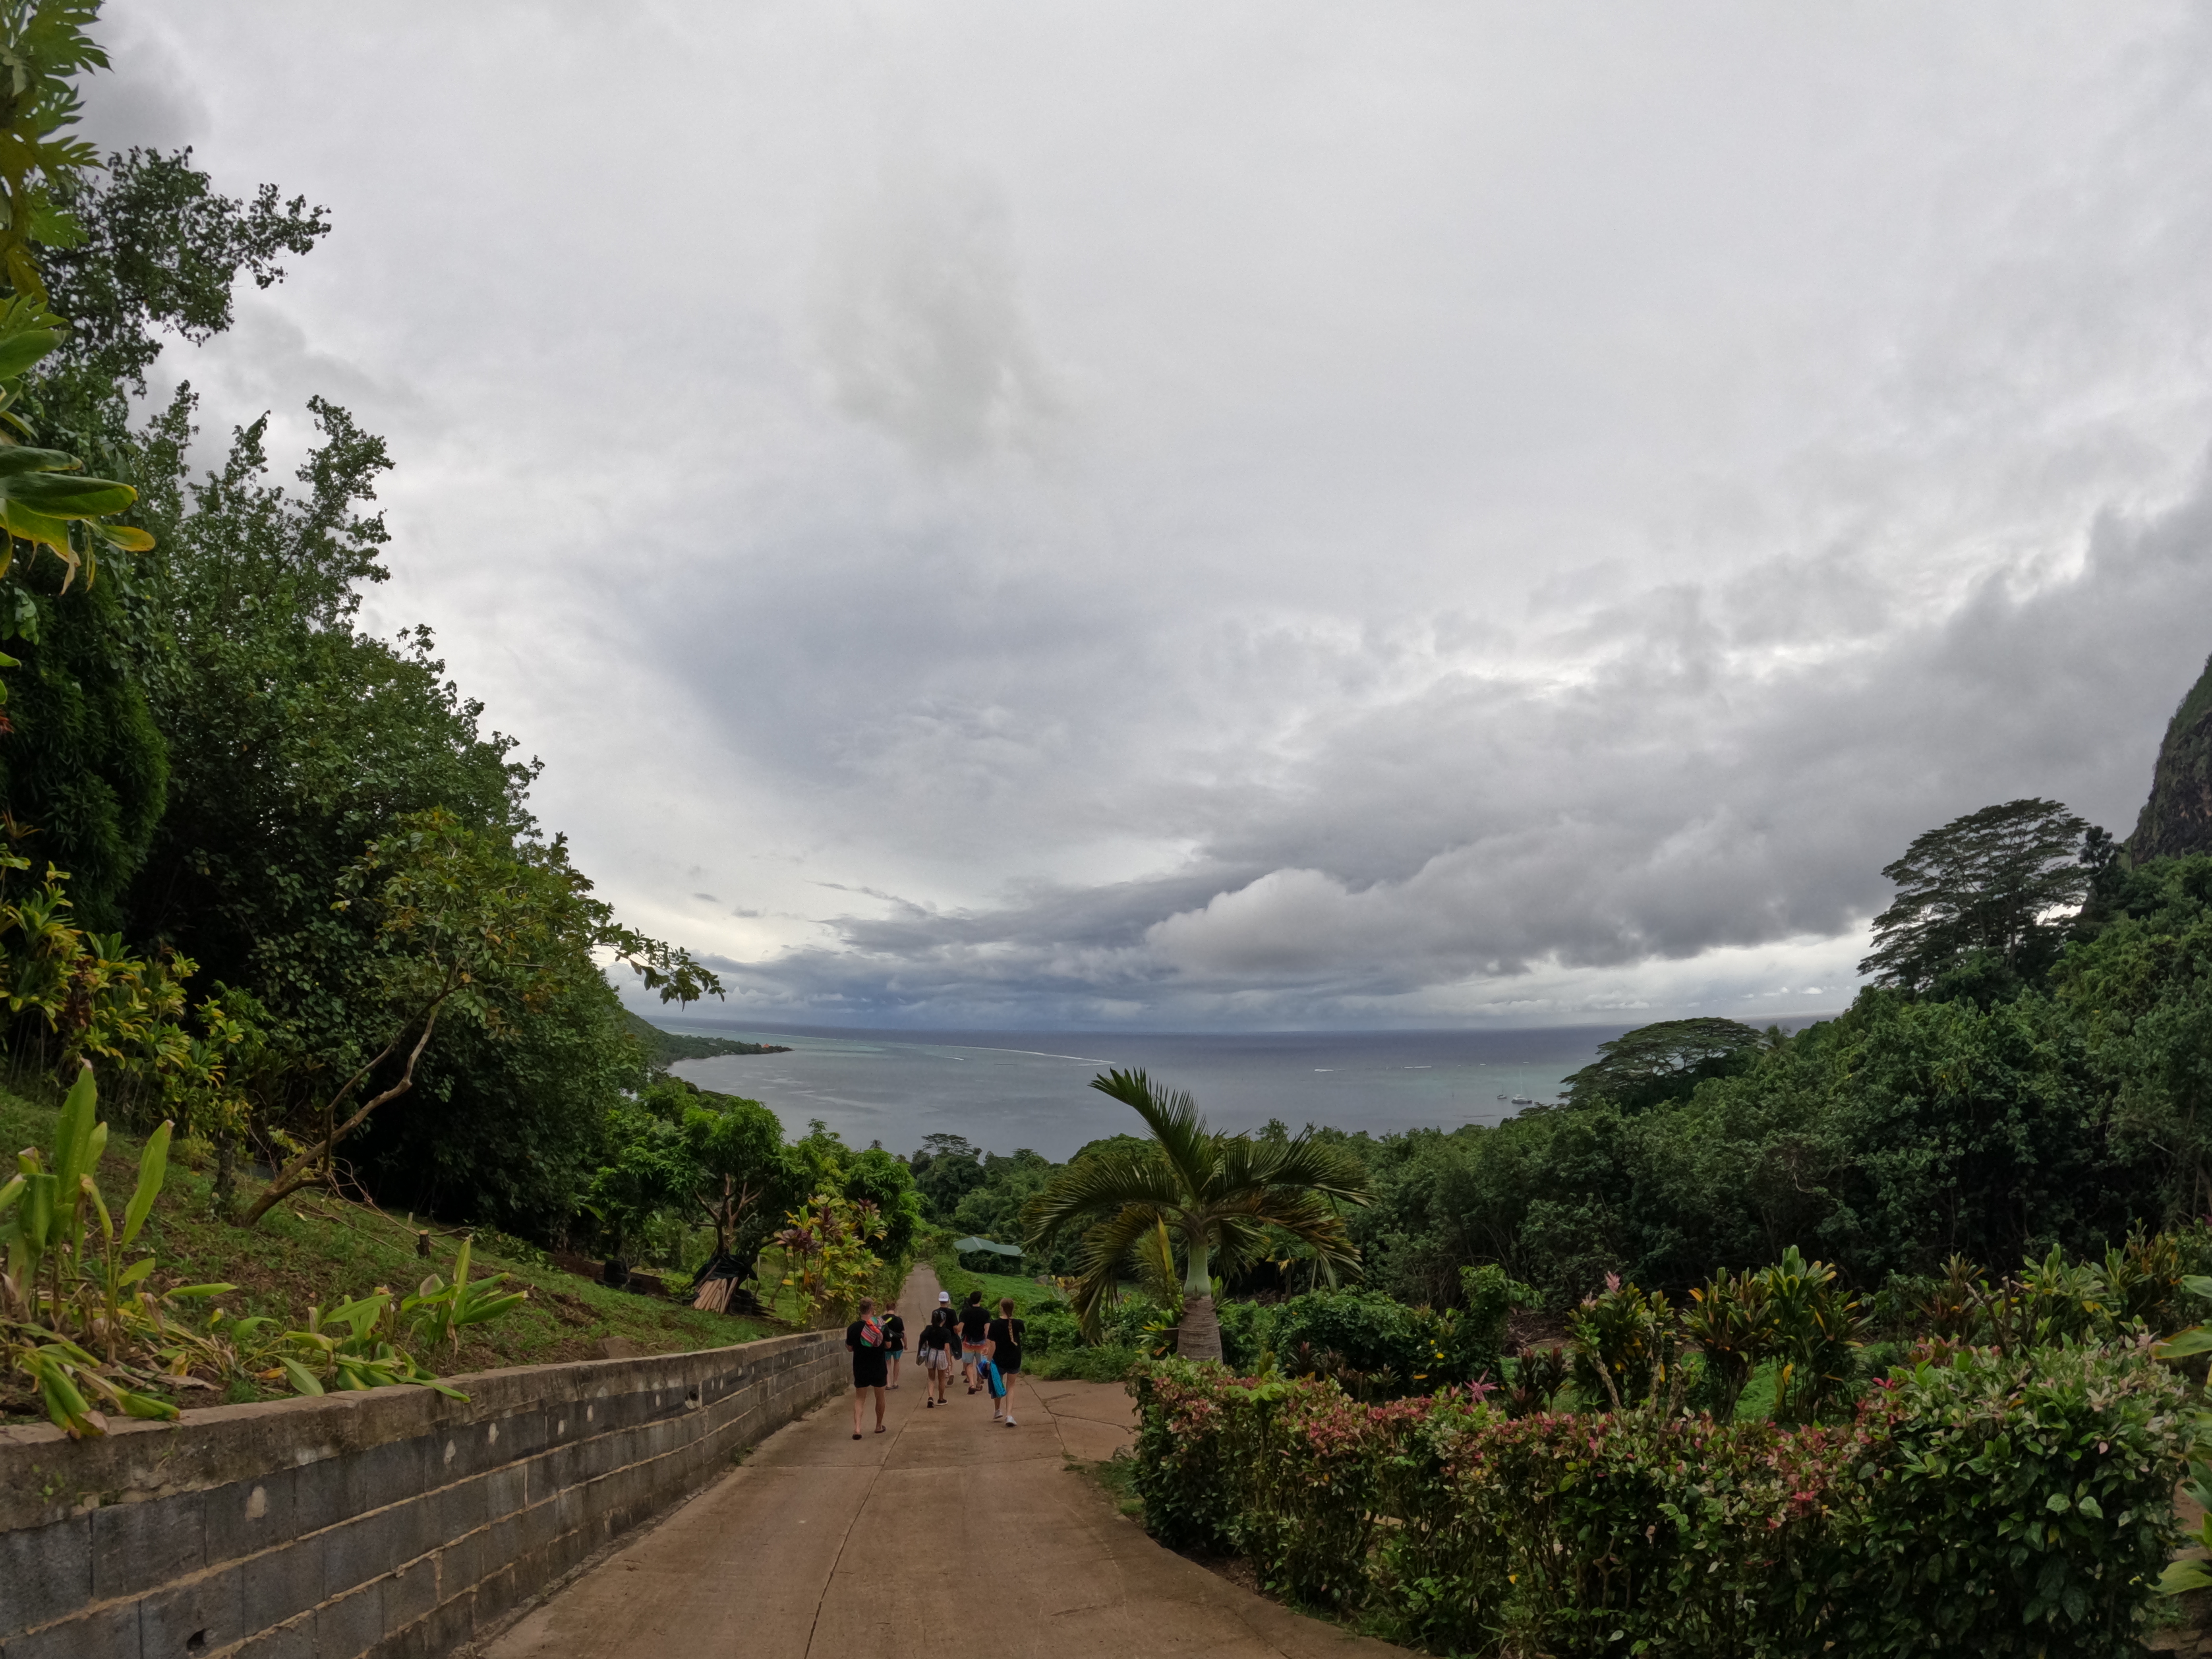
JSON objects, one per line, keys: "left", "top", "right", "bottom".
{"left": 1131, "top": 1217, "right": 1183, "bottom": 1308}
{"left": 1067, "top": 1201, "right": 1173, "bottom": 1340}
{"left": 1089, "top": 1069, "right": 1219, "bottom": 1195}
{"left": 1218, "top": 1133, "right": 1373, "bottom": 1207}
{"left": 1023, "top": 1147, "right": 1181, "bottom": 1248}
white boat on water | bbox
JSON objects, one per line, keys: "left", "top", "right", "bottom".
{"left": 1510, "top": 1095, "right": 1535, "bottom": 1106}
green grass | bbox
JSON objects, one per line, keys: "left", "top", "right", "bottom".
{"left": 929, "top": 1248, "right": 1058, "bottom": 1314}
{"left": 0, "top": 1086, "right": 779, "bottom": 1421}
{"left": 1087, "top": 1448, "right": 1145, "bottom": 1518}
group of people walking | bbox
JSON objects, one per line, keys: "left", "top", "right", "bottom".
{"left": 846, "top": 1288, "right": 1026, "bottom": 1437}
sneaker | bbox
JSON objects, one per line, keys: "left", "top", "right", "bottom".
{"left": 926, "top": 1399, "right": 934, "bottom": 1408}
{"left": 1004, "top": 1416, "right": 1017, "bottom": 1427}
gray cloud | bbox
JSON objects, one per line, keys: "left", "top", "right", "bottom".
{"left": 94, "top": 2, "right": 2212, "bottom": 1028}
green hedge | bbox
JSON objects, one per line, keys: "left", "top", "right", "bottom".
{"left": 1131, "top": 1344, "right": 2189, "bottom": 1657}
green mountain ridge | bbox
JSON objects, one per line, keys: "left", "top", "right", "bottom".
{"left": 622, "top": 1009, "right": 790, "bottom": 1067}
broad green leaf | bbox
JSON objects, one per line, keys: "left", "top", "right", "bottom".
{"left": 0, "top": 327, "right": 60, "bottom": 378}
{"left": 2160, "top": 1558, "right": 2212, "bottom": 1595}
{"left": 2154, "top": 1326, "right": 2212, "bottom": 1359}
{"left": 114, "top": 1389, "right": 178, "bottom": 1422}
{"left": 278, "top": 1357, "right": 325, "bottom": 1396}
{"left": 0, "top": 445, "right": 76, "bottom": 476}
{"left": 4, "top": 472, "right": 134, "bottom": 515}
{"left": 0, "top": 1171, "right": 20, "bottom": 1215}
{"left": 20, "top": 1170, "right": 56, "bottom": 1252}
{"left": 122, "top": 1121, "right": 170, "bottom": 1247}
{"left": 93, "top": 522, "right": 153, "bottom": 552}
{"left": 164, "top": 1282, "right": 237, "bottom": 1299}
{"left": 118, "top": 1255, "right": 154, "bottom": 1286}
{"left": 50, "top": 1062, "right": 96, "bottom": 1193}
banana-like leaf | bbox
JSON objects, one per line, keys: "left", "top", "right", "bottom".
{"left": 278, "top": 1357, "right": 325, "bottom": 1396}
{"left": 50, "top": 1063, "right": 96, "bottom": 1195}
{"left": 164, "top": 1282, "right": 237, "bottom": 1299}
{"left": 0, "top": 329, "right": 60, "bottom": 378}
{"left": 122, "top": 1121, "right": 170, "bottom": 1248}
{"left": 113, "top": 1388, "right": 178, "bottom": 1422}
{"left": 2155, "top": 1327, "right": 2212, "bottom": 1359}
{"left": 24, "top": 1350, "right": 101, "bottom": 1437}
{"left": 2183, "top": 1275, "right": 2212, "bottom": 1299}
{"left": 19, "top": 1170, "right": 56, "bottom": 1253}
{"left": 117, "top": 1255, "right": 154, "bottom": 1286}
{"left": 94, "top": 523, "right": 153, "bottom": 552}
{"left": 2162, "top": 1557, "right": 2212, "bottom": 1595}
{"left": 4, "top": 473, "right": 134, "bottom": 515}
{"left": 0, "top": 445, "right": 78, "bottom": 476}
{"left": 0, "top": 1172, "right": 21, "bottom": 1215}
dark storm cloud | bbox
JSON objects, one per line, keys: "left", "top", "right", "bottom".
{"left": 692, "top": 461, "right": 2212, "bottom": 1021}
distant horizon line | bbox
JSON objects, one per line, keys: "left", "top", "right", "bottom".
{"left": 633, "top": 1011, "right": 1847, "bottom": 1040}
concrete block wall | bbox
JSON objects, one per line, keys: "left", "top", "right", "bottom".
{"left": 0, "top": 1329, "right": 844, "bottom": 1659}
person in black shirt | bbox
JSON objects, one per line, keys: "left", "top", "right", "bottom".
{"left": 917, "top": 1307, "right": 958, "bottom": 1406}
{"left": 987, "top": 1296, "right": 1027, "bottom": 1427}
{"left": 846, "top": 1296, "right": 890, "bottom": 1438}
{"left": 957, "top": 1292, "right": 991, "bottom": 1395}
{"left": 883, "top": 1301, "right": 907, "bottom": 1389}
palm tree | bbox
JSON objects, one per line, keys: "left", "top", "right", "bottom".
{"left": 1023, "top": 1069, "right": 1372, "bottom": 1362}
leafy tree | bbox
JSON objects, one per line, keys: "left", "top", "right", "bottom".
{"left": 681, "top": 1090, "right": 803, "bottom": 1262}
{"left": 1023, "top": 1069, "right": 1371, "bottom": 1360}
{"left": 909, "top": 1131, "right": 987, "bottom": 1220}
{"left": 1558, "top": 1017, "right": 1770, "bottom": 1112}
{"left": 240, "top": 809, "right": 721, "bottom": 1225}
{"left": 584, "top": 1098, "right": 692, "bottom": 1265}
{"left": 1860, "top": 798, "right": 2096, "bottom": 996}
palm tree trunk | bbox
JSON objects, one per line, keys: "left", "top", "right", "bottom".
{"left": 1178, "top": 1293, "right": 1223, "bottom": 1362}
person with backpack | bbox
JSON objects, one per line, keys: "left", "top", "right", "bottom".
{"left": 987, "top": 1296, "right": 1027, "bottom": 1427}
{"left": 883, "top": 1300, "right": 907, "bottom": 1389}
{"left": 847, "top": 1296, "right": 890, "bottom": 1438}
{"left": 957, "top": 1291, "right": 991, "bottom": 1394}
{"left": 917, "top": 1307, "right": 958, "bottom": 1406}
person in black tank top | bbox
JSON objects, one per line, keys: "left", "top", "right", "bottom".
{"left": 957, "top": 1292, "right": 990, "bottom": 1394}
{"left": 987, "top": 1296, "right": 1027, "bottom": 1427}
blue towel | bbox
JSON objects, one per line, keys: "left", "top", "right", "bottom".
{"left": 985, "top": 1359, "right": 1006, "bottom": 1399}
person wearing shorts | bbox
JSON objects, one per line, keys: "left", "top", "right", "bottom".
{"left": 883, "top": 1301, "right": 906, "bottom": 1389}
{"left": 917, "top": 1307, "right": 957, "bottom": 1406}
{"left": 957, "top": 1292, "right": 991, "bottom": 1394}
{"left": 986, "top": 1297, "right": 1027, "bottom": 1426}
{"left": 847, "top": 1296, "right": 889, "bottom": 1438}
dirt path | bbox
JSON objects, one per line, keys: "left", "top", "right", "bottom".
{"left": 480, "top": 1265, "right": 1406, "bottom": 1658}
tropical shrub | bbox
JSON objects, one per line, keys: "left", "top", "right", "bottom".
{"left": 1127, "top": 1341, "right": 2189, "bottom": 1659}
{"left": 0, "top": 1064, "right": 518, "bottom": 1435}
{"left": 1838, "top": 1346, "right": 2189, "bottom": 1656}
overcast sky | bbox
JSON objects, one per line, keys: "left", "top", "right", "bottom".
{"left": 87, "top": 2, "right": 2212, "bottom": 1029}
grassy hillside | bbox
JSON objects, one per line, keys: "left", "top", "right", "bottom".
{"left": 0, "top": 1087, "right": 779, "bottom": 1421}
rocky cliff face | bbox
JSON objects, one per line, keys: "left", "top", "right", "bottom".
{"left": 2129, "top": 654, "right": 2212, "bottom": 860}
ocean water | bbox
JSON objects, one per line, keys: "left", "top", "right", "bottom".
{"left": 661, "top": 1022, "right": 1633, "bottom": 1160}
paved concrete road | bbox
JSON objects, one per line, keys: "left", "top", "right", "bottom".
{"left": 483, "top": 1266, "right": 1406, "bottom": 1659}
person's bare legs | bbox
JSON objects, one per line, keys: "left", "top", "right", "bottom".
{"left": 871, "top": 1384, "right": 887, "bottom": 1431}
{"left": 851, "top": 1383, "right": 868, "bottom": 1437}
{"left": 1002, "top": 1370, "right": 1018, "bottom": 1425}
